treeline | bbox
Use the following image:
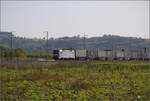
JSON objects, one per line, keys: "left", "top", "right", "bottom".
{"left": 0, "top": 46, "right": 51, "bottom": 59}
{"left": 0, "top": 32, "right": 150, "bottom": 53}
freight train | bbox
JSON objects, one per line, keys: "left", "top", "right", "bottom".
{"left": 53, "top": 48, "right": 150, "bottom": 60}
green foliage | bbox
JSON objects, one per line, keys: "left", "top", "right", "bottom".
{"left": 0, "top": 61, "right": 150, "bottom": 101}
{"left": 0, "top": 46, "right": 28, "bottom": 60}
{"left": 14, "top": 48, "right": 27, "bottom": 59}
{"left": 0, "top": 45, "right": 14, "bottom": 58}
{"left": 0, "top": 46, "right": 51, "bottom": 60}
{"left": 27, "top": 53, "right": 51, "bottom": 59}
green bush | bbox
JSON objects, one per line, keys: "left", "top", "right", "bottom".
{"left": 27, "top": 53, "right": 51, "bottom": 59}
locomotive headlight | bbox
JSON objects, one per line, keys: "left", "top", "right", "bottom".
{"left": 59, "top": 49, "right": 62, "bottom": 52}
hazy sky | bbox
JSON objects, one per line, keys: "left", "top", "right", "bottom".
{"left": 1, "top": 1, "right": 149, "bottom": 38}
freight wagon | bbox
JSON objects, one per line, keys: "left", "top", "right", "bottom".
{"left": 116, "top": 50, "right": 125, "bottom": 60}
{"left": 98, "top": 50, "right": 107, "bottom": 60}
{"left": 75, "top": 49, "right": 87, "bottom": 60}
{"left": 53, "top": 48, "right": 150, "bottom": 60}
{"left": 130, "top": 51, "right": 138, "bottom": 60}
{"left": 147, "top": 52, "right": 150, "bottom": 60}
{"left": 124, "top": 51, "right": 132, "bottom": 60}
{"left": 105, "top": 50, "right": 113, "bottom": 60}
{"left": 87, "top": 50, "right": 98, "bottom": 60}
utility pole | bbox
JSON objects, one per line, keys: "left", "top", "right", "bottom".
{"left": 149, "top": 26, "right": 150, "bottom": 40}
{"left": 83, "top": 34, "right": 87, "bottom": 50}
{"left": 129, "top": 37, "right": 132, "bottom": 59}
{"left": 43, "top": 31, "right": 49, "bottom": 59}
{"left": 149, "top": 32, "right": 150, "bottom": 42}
{"left": 83, "top": 34, "right": 85, "bottom": 50}
{"left": 0, "top": 46, "right": 2, "bottom": 67}
{"left": 10, "top": 32, "right": 13, "bottom": 63}
{"left": 51, "top": 37, "right": 55, "bottom": 51}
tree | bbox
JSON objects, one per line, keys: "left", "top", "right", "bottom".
{"left": 15, "top": 48, "right": 27, "bottom": 60}
{"left": 0, "top": 45, "right": 12, "bottom": 58}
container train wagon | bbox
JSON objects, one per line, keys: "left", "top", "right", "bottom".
{"left": 53, "top": 49, "right": 150, "bottom": 60}
{"left": 75, "top": 49, "right": 87, "bottom": 60}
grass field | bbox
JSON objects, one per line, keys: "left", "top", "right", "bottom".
{"left": 0, "top": 60, "right": 150, "bottom": 101}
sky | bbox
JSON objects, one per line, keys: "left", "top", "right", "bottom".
{"left": 1, "top": 1, "right": 149, "bottom": 39}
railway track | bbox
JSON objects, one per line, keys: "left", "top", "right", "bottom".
{"left": 0, "top": 58, "right": 150, "bottom": 68}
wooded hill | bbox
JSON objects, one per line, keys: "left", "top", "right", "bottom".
{"left": 0, "top": 32, "right": 150, "bottom": 53}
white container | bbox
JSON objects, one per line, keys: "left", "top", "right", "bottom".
{"left": 116, "top": 51, "right": 125, "bottom": 58}
{"left": 98, "top": 50, "right": 107, "bottom": 58}
{"left": 59, "top": 49, "right": 75, "bottom": 59}
{"left": 106, "top": 50, "right": 113, "bottom": 60}
{"left": 147, "top": 51, "right": 150, "bottom": 59}
{"left": 75, "top": 49, "right": 87, "bottom": 58}
{"left": 87, "top": 50, "right": 98, "bottom": 59}
{"left": 124, "top": 51, "right": 131, "bottom": 60}
{"left": 131, "top": 51, "right": 138, "bottom": 59}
